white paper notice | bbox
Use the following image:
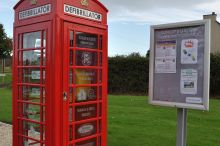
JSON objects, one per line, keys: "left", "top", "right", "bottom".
{"left": 186, "top": 97, "right": 202, "bottom": 104}
{"left": 35, "top": 39, "right": 41, "bottom": 48}
{"left": 155, "top": 40, "right": 176, "bottom": 73}
{"left": 31, "top": 71, "right": 40, "bottom": 80}
{"left": 181, "top": 39, "right": 198, "bottom": 64}
{"left": 180, "top": 69, "right": 198, "bottom": 94}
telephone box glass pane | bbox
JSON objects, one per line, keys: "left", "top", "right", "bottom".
{"left": 20, "top": 121, "right": 45, "bottom": 140}
{"left": 70, "top": 31, "right": 74, "bottom": 47}
{"left": 69, "top": 125, "right": 73, "bottom": 141}
{"left": 22, "top": 86, "right": 41, "bottom": 102}
{"left": 75, "top": 87, "right": 97, "bottom": 102}
{"left": 99, "top": 53, "right": 102, "bottom": 66}
{"left": 69, "top": 69, "right": 73, "bottom": 84}
{"left": 75, "top": 104, "right": 97, "bottom": 121}
{"left": 23, "top": 50, "right": 41, "bottom": 66}
{"left": 99, "top": 86, "right": 102, "bottom": 99}
{"left": 100, "top": 35, "right": 102, "bottom": 50}
{"left": 76, "top": 32, "right": 98, "bottom": 49}
{"left": 43, "top": 31, "right": 46, "bottom": 47}
{"left": 69, "top": 88, "right": 73, "bottom": 103}
{"left": 23, "top": 31, "right": 41, "bottom": 49}
{"left": 99, "top": 70, "right": 102, "bottom": 83}
{"left": 76, "top": 51, "right": 98, "bottom": 66}
{"left": 19, "top": 34, "right": 22, "bottom": 49}
{"left": 19, "top": 103, "right": 43, "bottom": 122}
{"left": 22, "top": 68, "right": 41, "bottom": 84}
{"left": 75, "top": 121, "right": 97, "bottom": 139}
{"left": 69, "top": 106, "right": 73, "bottom": 122}
{"left": 75, "top": 69, "right": 97, "bottom": 84}
{"left": 70, "top": 50, "right": 74, "bottom": 66}
{"left": 43, "top": 49, "right": 46, "bottom": 66}
{"left": 18, "top": 51, "right": 22, "bottom": 66}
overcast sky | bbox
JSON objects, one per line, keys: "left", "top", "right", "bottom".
{"left": 1, "top": 0, "right": 220, "bottom": 56}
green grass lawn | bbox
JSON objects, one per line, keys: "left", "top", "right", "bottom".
{"left": 0, "top": 90, "right": 220, "bottom": 145}
{"left": 0, "top": 88, "right": 12, "bottom": 123}
{"left": 108, "top": 95, "right": 220, "bottom": 146}
{"left": 0, "top": 73, "right": 12, "bottom": 85}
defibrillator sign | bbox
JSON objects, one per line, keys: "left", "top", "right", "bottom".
{"left": 64, "top": 4, "right": 102, "bottom": 21}
{"left": 19, "top": 4, "right": 51, "bottom": 20}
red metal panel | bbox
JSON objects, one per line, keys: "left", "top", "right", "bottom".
{"left": 63, "top": 22, "right": 107, "bottom": 146}
{"left": 14, "top": 0, "right": 108, "bottom": 145}
{"left": 13, "top": 21, "right": 52, "bottom": 146}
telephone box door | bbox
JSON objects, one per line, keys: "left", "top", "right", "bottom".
{"left": 63, "top": 22, "right": 107, "bottom": 146}
{"left": 13, "top": 21, "right": 51, "bottom": 146}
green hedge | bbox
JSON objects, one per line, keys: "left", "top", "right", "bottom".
{"left": 108, "top": 53, "right": 149, "bottom": 95}
{"left": 210, "top": 54, "right": 220, "bottom": 96}
{"left": 108, "top": 53, "right": 220, "bottom": 96}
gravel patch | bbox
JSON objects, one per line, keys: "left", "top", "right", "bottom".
{"left": 0, "top": 122, "right": 12, "bottom": 146}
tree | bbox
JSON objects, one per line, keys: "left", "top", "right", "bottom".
{"left": 146, "top": 50, "right": 150, "bottom": 58}
{"left": 127, "top": 52, "right": 141, "bottom": 58}
{"left": 0, "top": 23, "right": 13, "bottom": 73}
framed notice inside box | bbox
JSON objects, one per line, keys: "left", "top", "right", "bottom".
{"left": 149, "top": 20, "right": 211, "bottom": 110}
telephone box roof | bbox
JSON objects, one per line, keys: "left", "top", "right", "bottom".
{"left": 14, "top": 0, "right": 108, "bottom": 12}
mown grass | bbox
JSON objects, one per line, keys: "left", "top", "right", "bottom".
{"left": 108, "top": 95, "right": 220, "bottom": 146}
{"left": 0, "top": 66, "right": 12, "bottom": 85}
{"left": 0, "top": 91, "right": 219, "bottom": 145}
{"left": 0, "top": 73, "right": 12, "bottom": 85}
{"left": 0, "top": 88, "right": 12, "bottom": 123}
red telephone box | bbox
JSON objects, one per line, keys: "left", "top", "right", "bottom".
{"left": 13, "top": 0, "right": 108, "bottom": 146}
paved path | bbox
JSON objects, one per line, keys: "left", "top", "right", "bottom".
{"left": 0, "top": 122, "right": 12, "bottom": 146}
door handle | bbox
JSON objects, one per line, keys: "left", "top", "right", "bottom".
{"left": 63, "top": 92, "right": 67, "bottom": 101}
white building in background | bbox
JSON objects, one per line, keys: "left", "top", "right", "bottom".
{"left": 203, "top": 12, "right": 220, "bottom": 54}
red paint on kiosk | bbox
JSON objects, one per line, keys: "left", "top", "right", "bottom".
{"left": 13, "top": 0, "right": 108, "bottom": 146}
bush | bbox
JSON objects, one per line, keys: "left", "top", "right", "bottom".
{"left": 210, "top": 53, "right": 220, "bottom": 96}
{"left": 108, "top": 53, "right": 220, "bottom": 97}
{"left": 108, "top": 53, "right": 149, "bottom": 95}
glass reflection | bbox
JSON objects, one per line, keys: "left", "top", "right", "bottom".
{"left": 23, "top": 31, "right": 41, "bottom": 49}
{"left": 70, "top": 31, "right": 74, "bottom": 47}
{"left": 21, "top": 103, "right": 42, "bottom": 122}
{"left": 43, "top": 31, "right": 46, "bottom": 48}
{"left": 22, "top": 68, "right": 41, "bottom": 84}
{"left": 20, "top": 121, "right": 45, "bottom": 140}
{"left": 75, "top": 87, "right": 97, "bottom": 102}
{"left": 23, "top": 50, "right": 41, "bottom": 66}
{"left": 22, "top": 86, "right": 41, "bottom": 102}
{"left": 43, "top": 49, "right": 46, "bottom": 66}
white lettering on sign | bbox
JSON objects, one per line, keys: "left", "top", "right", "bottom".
{"left": 19, "top": 4, "right": 51, "bottom": 20}
{"left": 64, "top": 4, "right": 102, "bottom": 22}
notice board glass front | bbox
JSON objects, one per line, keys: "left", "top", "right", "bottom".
{"left": 149, "top": 20, "right": 210, "bottom": 110}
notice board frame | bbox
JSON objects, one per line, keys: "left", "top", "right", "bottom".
{"left": 149, "top": 20, "right": 211, "bottom": 110}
